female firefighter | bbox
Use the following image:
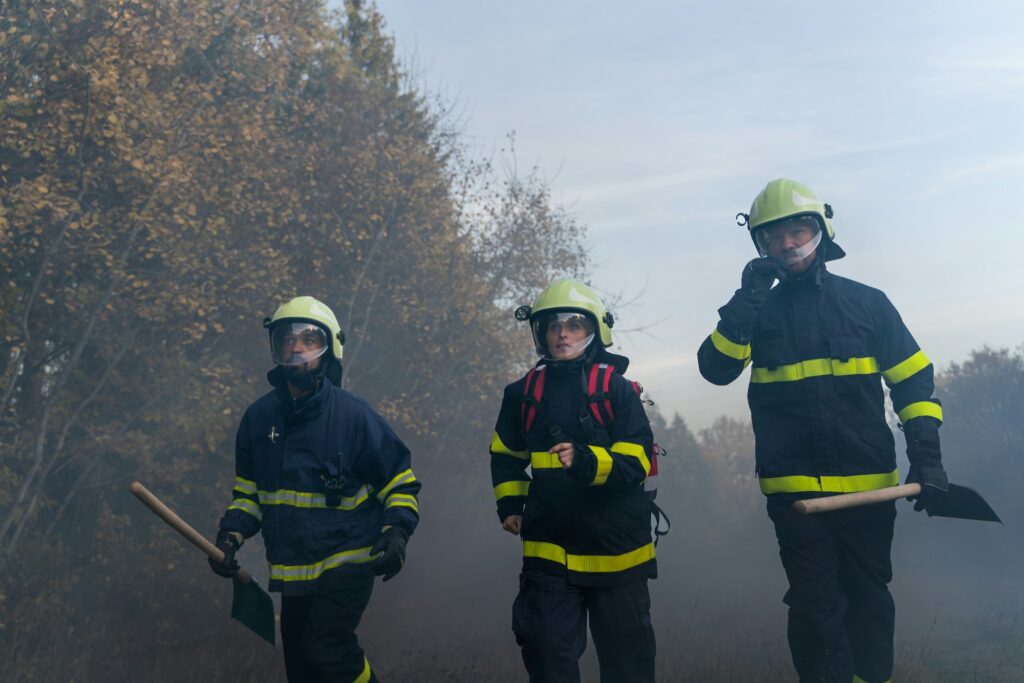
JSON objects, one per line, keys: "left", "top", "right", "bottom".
{"left": 489, "top": 279, "right": 657, "bottom": 683}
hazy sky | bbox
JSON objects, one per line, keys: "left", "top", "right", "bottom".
{"left": 367, "top": 1, "right": 1024, "bottom": 428}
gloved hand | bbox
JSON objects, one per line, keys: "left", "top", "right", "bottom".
{"left": 741, "top": 257, "right": 787, "bottom": 299}
{"left": 371, "top": 526, "right": 408, "bottom": 582}
{"left": 208, "top": 529, "right": 242, "bottom": 578}
{"left": 904, "top": 420, "right": 949, "bottom": 512}
{"left": 719, "top": 258, "right": 788, "bottom": 337}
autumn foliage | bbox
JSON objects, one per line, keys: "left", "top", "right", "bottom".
{"left": 0, "top": 1, "right": 585, "bottom": 679}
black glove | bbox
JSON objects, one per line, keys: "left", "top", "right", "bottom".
{"left": 719, "top": 258, "right": 788, "bottom": 336}
{"left": 208, "top": 529, "right": 242, "bottom": 578}
{"left": 741, "top": 257, "right": 787, "bottom": 299}
{"left": 371, "top": 526, "right": 408, "bottom": 582}
{"left": 904, "top": 420, "right": 949, "bottom": 512}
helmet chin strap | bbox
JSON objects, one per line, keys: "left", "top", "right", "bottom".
{"left": 284, "top": 363, "right": 324, "bottom": 393}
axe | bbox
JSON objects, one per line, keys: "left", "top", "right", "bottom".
{"left": 129, "top": 481, "right": 277, "bottom": 644}
{"left": 793, "top": 482, "right": 1002, "bottom": 523}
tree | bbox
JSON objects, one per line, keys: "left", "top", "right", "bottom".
{"left": 0, "top": 1, "right": 588, "bottom": 679}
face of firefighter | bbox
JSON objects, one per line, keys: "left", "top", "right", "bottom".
{"left": 544, "top": 313, "right": 595, "bottom": 361}
{"left": 270, "top": 322, "right": 327, "bottom": 395}
{"left": 757, "top": 217, "right": 823, "bottom": 275}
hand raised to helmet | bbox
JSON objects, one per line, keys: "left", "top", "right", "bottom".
{"left": 741, "top": 257, "right": 787, "bottom": 299}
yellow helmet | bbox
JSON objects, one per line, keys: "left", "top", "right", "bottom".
{"left": 263, "top": 297, "right": 345, "bottom": 386}
{"left": 514, "top": 279, "right": 614, "bottom": 358}
{"left": 737, "top": 178, "right": 845, "bottom": 261}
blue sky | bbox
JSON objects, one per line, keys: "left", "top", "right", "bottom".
{"left": 368, "top": 1, "right": 1024, "bottom": 427}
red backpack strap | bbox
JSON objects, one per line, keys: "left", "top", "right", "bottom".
{"left": 521, "top": 365, "right": 547, "bottom": 434}
{"left": 586, "top": 363, "right": 616, "bottom": 426}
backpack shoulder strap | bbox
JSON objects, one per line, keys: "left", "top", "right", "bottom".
{"left": 521, "top": 365, "right": 547, "bottom": 434}
{"left": 585, "top": 362, "right": 616, "bottom": 427}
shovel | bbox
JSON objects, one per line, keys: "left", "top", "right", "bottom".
{"left": 793, "top": 482, "right": 1002, "bottom": 523}
{"left": 129, "top": 481, "right": 277, "bottom": 645}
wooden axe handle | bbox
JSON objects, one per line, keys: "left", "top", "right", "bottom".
{"left": 793, "top": 483, "right": 921, "bottom": 514}
{"left": 130, "top": 481, "right": 254, "bottom": 584}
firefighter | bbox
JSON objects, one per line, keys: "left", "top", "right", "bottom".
{"left": 697, "top": 179, "right": 949, "bottom": 683}
{"left": 491, "top": 279, "right": 657, "bottom": 683}
{"left": 210, "top": 296, "right": 421, "bottom": 683}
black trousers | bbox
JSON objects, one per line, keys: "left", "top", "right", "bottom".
{"left": 768, "top": 498, "right": 896, "bottom": 683}
{"left": 280, "top": 566, "right": 378, "bottom": 683}
{"left": 512, "top": 568, "right": 656, "bottom": 683}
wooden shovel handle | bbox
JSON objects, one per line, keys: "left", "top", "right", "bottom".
{"left": 793, "top": 483, "right": 922, "bottom": 515}
{"left": 129, "top": 481, "right": 254, "bottom": 584}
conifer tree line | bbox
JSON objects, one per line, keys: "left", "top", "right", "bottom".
{"left": 1, "top": 1, "right": 1021, "bottom": 680}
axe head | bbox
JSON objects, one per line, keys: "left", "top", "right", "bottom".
{"left": 924, "top": 483, "right": 1002, "bottom": 524}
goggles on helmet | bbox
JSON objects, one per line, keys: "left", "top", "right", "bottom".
{"left": 754, "top": 215, "right": 823, "bottom": 266}
{"left": 270, "top": 322, "right": 328, "bottom": 366}
{"left": 532, "top": 311, "right": 596, "bottom": 360}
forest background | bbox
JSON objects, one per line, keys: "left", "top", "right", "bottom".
{"left": 1, "top": 1, "right": 1021, "bottom": 681}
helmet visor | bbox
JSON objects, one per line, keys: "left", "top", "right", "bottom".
{"left": 754, "top": 215, "right": 823, "bottom": 266}
{"left": 270, "top": 322, "right": 329, "bottom": 366}
{"left": 532, "top": 311, "right": 596, "bottom": 360}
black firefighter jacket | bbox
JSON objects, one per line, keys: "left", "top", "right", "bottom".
{"left": 219, "top": 379, "right": 421, "bottom": 595}
{"left": 697, "top": 263, "right": 943, "bottom": 499}
{"left": 490, "top": 360, "right": 656, "bottom": 587}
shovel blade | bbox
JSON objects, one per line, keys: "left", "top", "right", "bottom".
{"left": 231, "top": 576, "right": 276, "bottom": 645}
{"left": 924, "top": 483, "right": 1002, "bottom": 524}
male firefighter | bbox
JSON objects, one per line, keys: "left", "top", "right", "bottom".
{"left": 210, "top": 296, "right": 420, "bottom": 683}
{"left": 697, "top": 179, "right": 949, "bottom": 683}
{"left": 491, "top": 279, "right": 657, "bottom": 683}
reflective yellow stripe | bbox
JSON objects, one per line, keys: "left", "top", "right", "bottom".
{"left": 270, "top": 545, "right": 376, "bottom": 583}
{"left": 233, "top": 476, "right": 257, "bottom": 495}
{"left": 259, "top": 485, "right": 372, "bottom": 510}
{"left": 611, "top": 441, "right": 652, "bottom": 475}
{"left": 491, "top": 431, "right": 528, "bottom": 460}
{"left": 591, "top": 446, "right": 613, "bottom": 485}
{"left": 523, "top": 540, "right": 656, "bottom": 573}
{"left": 355, "top": 657, "right": 372, "bottom": 683}
{"left": 882, "top": 349, "right": 930, "bottom": 385}
{"left": 494, "top": 480, "right": 530, "bottom": 500}
{"left": 711, "top": 329, "right": 751, "bottom": 362}
{"left": 530, "top": 451, "right": 562, "bottom": 469}
{"left": 759, "top": 469, "right": 899, "bottom": 495}
{"left": 227, "top": 497, "right": 261, "bottom": 520}
{"left": 375, "top": 469, "right": 416, "bottom": 501}
{"left": 384, "top": 493, "right": 419, "bottom": 513}
{"left": 898, "top": 400, "right": 943, "bottom": 424}
{"left": 751, "top": 356, "right": 879, "bottom": 383}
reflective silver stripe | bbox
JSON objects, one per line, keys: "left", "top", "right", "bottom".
{"left": 375, "top": 469, "right": 417, "bottom": 502}
{"left": 269, "top": 545, "right": 376, "bottom": 583}
{"left": 233, "top": 476, "right": 257, "bottom": 495}
{"left": 385, "top": 493, "right": 419, "bottom": 513}
{"left": 258, "top": 485, "right": 372, "bottom": 510}
{"left": 227, "top": 497, "right": 261, "bottom": 521}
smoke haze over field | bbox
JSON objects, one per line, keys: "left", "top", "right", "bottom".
{"left": 372, "top": 0, "right": 1024, "bottom": 429}
{"left": 2, "top": 2, "right": 1022, "bottom": 681}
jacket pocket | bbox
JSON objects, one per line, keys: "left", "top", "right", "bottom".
{"left": 310, "top": 515, "right": 357, "bottom": 541}
{"left": 752, "top": 339, "right": 789, "bottom": 370}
